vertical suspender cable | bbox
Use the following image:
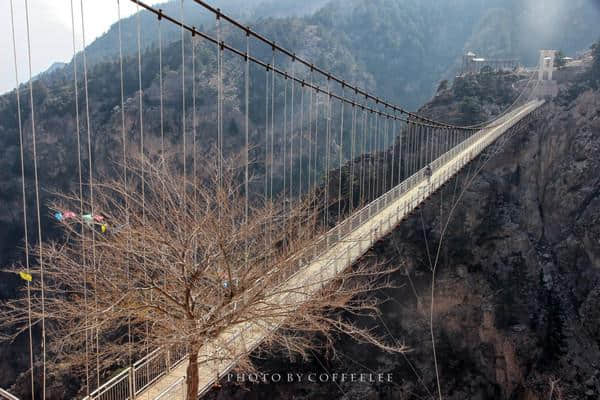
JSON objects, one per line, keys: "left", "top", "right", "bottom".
{"left": 269, "top": 50, "right": 275, "bottom": 249}
{"left": 428, "top": 126, "right": 438, "bottom": 163}
{"left": 193, "top": 24, "right": 198, "bottom": 204}
{"left": 349, "top": 100, "right": 356, "bottom": 213}
{"left": 283, "top": 76, "right": 287, "bottom": 203}
{"left": 382, "top": 113, "right": 386, "bottom": 193}
{"left": 366, "top": 111, "right": 372, "bottom": 202}
{"left": 455, "top": 129, "right": 458, "bottom": 150}
{"left": 217, "top": 10, "right": 223, "bottom": 198}
{"left": 338, "top": 88, "right": 344, "bottom": 221}
{"left": 374, "top": 112, "right": 379, "bottom": 197}
{"left": 312, "top": 80, "right": 319, "bottom": 228}
{"left": 425, "top": 125, "right": 429, "bottom": 165}
{"left": 373, "top": 111, "right": 378, "bottom": 198}
{"left": 426, "top": 125, "right": 430, "bottom": 169}
{"left": 380, "top": 113, "right": 385, "bottom": 194}
{"left": 270, "top": 50, "right": 275, "bottom": 204}
{"left": 290, "top": 60, "right": 295, "bottom": 202}
{"left": 415, "top": 123, "right": 421, "bottom": 172}
{"left": 264, "top": 66, "right": 269, "bottom": 203}
{"left": 299, "top": 79, "right": 304, "bottom": 199}
{"left": 433, "top": 127, "right": 437, "bottom": 162}
{"left": 453, "top": 128, "right": 457, "bottom": 153}
{"left": 431, "top": 127, "right": 435, "bottom": 164}
{"left": 360, "top": 108, "right": 366, "bottom": 206}
{"left": 158, "top": 11, "right": 165, "bottom": 164}
{"left": 364, "top": 108, "right": 370, "bottom": 205}
{"left": 414, "top": 122, "right": 419, "bottom": 174}
{"left": 307, "top": 70, "right": 313, "bottom": 208}
{"left": 372, "top": 111, "right": 377, "bottom": 197}
{"left": 433, "top": 126, "right": 437, "bottom": 164}
{"left": 191, "top": 18, "right": 199, "bottom": 281}
{"left": 375, "top": 112, "right": 380, "bottom": 198}
{"left": 358, "top": 107, "right": 364, "bottom": 207}
{"left": 441, "top": 127, "right": 445, "bottom": 156}
{"left": 411, "top": 122, "right": 417, "bottom": 175}
{"left": 373, "top": 111, "right": 377, "bottom": 197}
{"left": 442, "top": 127, "right": 446, "bottom": 155}
{"left": 435, "top": 127, "right": 439, "bottom": 161}
{"left": 397, "top": 119, "right": 403, "bottom": 183}
{"left": 135, "top": 1, "right": 150, "bottom": 367}
{"left": 408, "top": 122, "right": 413, "bottom": 175}
{"left": 412, "top": 121, "right": 417, "bottom": 175}
{"left": 244, "top": 32, "right": 250, "bottom": 269}
{"left": 407, "top": 121, "right": 411, "bottom": 179}
{"left": 438, "top": 127, "right": 442, "bottom": 160}
{"left": 24, "top": 0, "right": 47, "bottom": 394}
{"left": 78, "top": 0, "right": 99, "bottom": 387}
{"left": 390, "top": 115, "right": 396, "bottom": 188}
{"left": 71, "top": 0, "right": 89, "bottom": 391}
{"left": 324, "top": 79, "right": 331, "bottom": 228}
{"left": 158, "top": 11, "right": 169, "bottom": 303}
{"left": 419, "top": 124, "right": 424, "bottom": 171}
{"left": 10, "top": 1, "right": 35, "bottom": 396}
{"left": 415, "top": 124, "right": 420, "bottom": 171}
{"left": 425, "top": 125, "right": 430, "bottom": 165}
{"left": 383, "top": 115, "right": 388, "bottom": 193}
{"left": 180, "top": 0, "right": 187, "bottom": 189}
{"left": 384, "top": 114, "right": 389, "bottom": 192}
{"left": 116, "top": 0, "right": 132, "bottom": 370}
{"left": 264, "top": 64, "right": 269, "bottom": 260}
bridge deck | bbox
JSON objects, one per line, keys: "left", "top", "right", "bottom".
{"left": 104, "top": 100, "right": 544, "bottom": 400}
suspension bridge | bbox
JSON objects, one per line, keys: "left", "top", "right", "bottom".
{"left": 2, "top": 0, "right": 549, "bottom": 399}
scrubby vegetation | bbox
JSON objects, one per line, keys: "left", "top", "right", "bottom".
{"left": 558, "top": 38, "right": 600, "bottom": 104}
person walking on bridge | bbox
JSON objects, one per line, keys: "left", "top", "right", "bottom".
{"left": 425, "top": 164, "right": 432, "bottom": 183}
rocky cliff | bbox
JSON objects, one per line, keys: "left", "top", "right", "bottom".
{"left": 206, "top": 61, "right": 600, "bottom": 400}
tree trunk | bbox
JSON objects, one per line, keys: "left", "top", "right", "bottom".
{"left": 186, "top": 348, "right": 199, "bottom": 400}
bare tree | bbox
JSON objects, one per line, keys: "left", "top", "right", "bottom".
{"left": 548, "top": 377, "right": 563, "bottom": 400}
{"left": 1, "top": 153, "right": 405, "bottom": 399}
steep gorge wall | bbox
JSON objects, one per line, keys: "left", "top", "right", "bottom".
{"left": 207, "top": 72, "right": 600, "bottom": 400}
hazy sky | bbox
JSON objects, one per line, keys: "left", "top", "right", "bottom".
{"left": 0, "top": 0, "right": 143, "bottom": 95}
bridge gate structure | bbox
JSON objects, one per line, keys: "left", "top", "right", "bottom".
{"left": 534, "top": 49, "right": 559, "bottom": 98}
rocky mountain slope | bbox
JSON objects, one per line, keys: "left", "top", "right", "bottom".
{"left": 1, "top": 0, "right": 600, "bottom": 396}
{"left": 205, "top": 50, "right": 600, "bottom": 400}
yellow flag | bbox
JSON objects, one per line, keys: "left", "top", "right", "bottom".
{"left": 19, "top": 271, "right": 33, "bottom": 282}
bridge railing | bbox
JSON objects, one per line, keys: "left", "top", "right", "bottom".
{"left": 0, "top": 389, "right": 19, "bottom": 400}
{"left": 83, "top": 344, "right": 188, "bottom": 400}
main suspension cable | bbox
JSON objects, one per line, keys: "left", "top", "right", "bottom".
{"left": 129, "top": 1, "right": 464, "bottom": 130}
{"left": 185, "top": 0, "right": 476, "bottom": 130}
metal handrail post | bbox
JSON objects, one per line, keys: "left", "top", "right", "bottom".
{"left": 129, "top": 367, "right": 136, "bottom": 399}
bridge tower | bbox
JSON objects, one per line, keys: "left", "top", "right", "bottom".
{"left": 538, "top": 49, "right": 557, "bottom": 81}
{"left": 535, "top": 50, "right": 559, "bottom": 98}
